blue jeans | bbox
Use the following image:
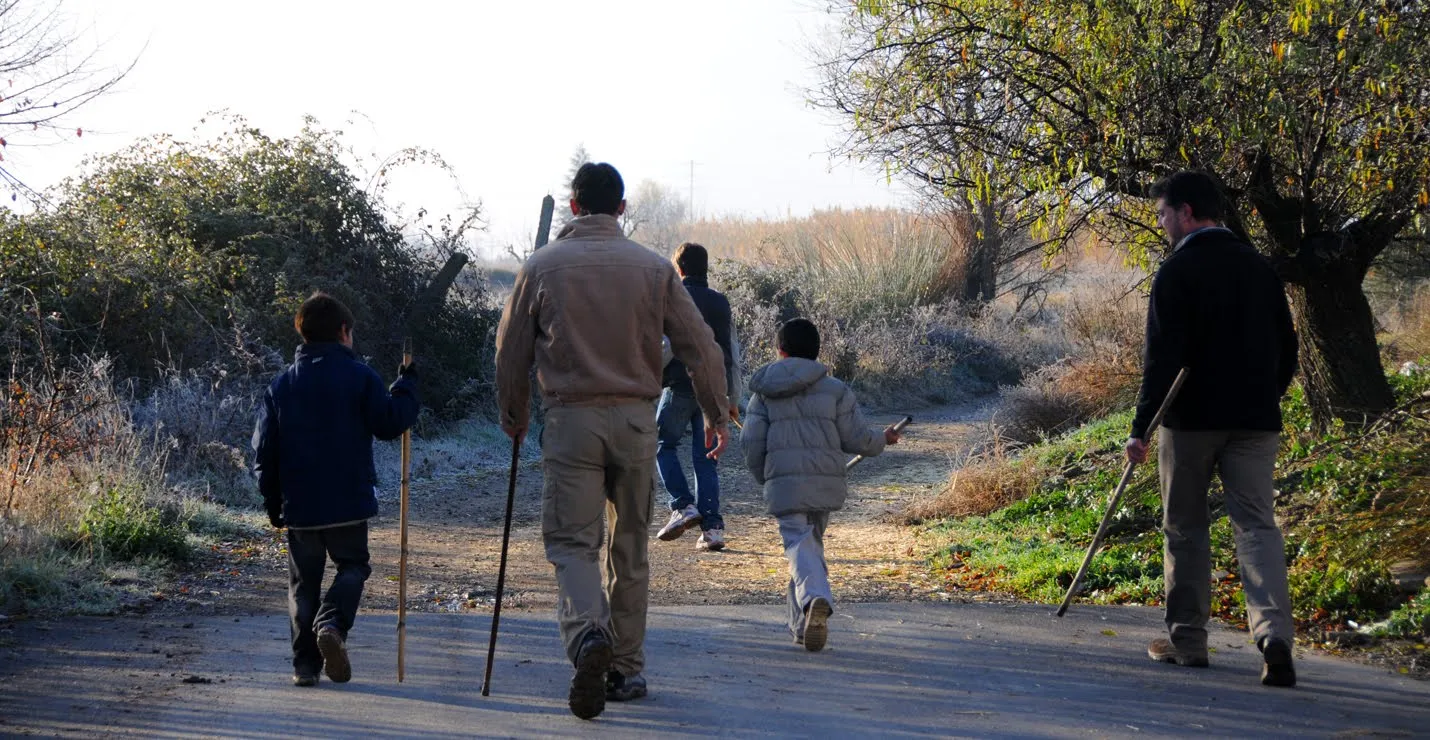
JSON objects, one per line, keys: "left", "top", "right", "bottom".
{"left": 655, "top": 388, "right": 723, "bottom": 530}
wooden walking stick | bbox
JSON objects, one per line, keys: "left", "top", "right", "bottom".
{"left": 1056, "top": 368, "right": 1189, "bottom": 617}
{"left": 481, "top": 435, "right": 521, "bottom": 696}
{"left": 847, "top": 415, "right": 913, "bottom": 470}
{"left": 397, "top": 338, "right": 413, "bottom": 681}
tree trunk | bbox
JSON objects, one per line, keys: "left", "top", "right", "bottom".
{"left": 960, "top": 200, "right": 1001, "bottom": 304}
{"left": 1284, "top": 245, "right": 1394, "bottom": 430}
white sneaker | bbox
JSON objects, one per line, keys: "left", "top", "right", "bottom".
{"left": 657, "top": 505, "right": 701, "bottom": 541}
{"left": 696, "top": 528, "right": 726, "bottom": 551}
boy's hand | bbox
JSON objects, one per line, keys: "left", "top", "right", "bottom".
{"left": 398, "top": 360, "right": 419, "bottom": 381}
{"left": 268, "top": 511, "right": 285, "bottom": 529}
{"left": 884, "top": 425, "right": 901, "bottom": 445}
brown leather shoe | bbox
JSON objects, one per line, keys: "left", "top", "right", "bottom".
{"left": 1147, "top": 637, "right": 1210, "bottom": 667}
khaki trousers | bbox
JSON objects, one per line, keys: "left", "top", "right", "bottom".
{"left": 1159, "top": 428, "right": 1294, "bottom": 651}
{"left": 539, "top": 402, "right": 656, "bottom": 677}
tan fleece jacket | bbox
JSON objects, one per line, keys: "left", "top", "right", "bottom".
{"left": 495, "top": 213, "right": 728, "bottom": 431}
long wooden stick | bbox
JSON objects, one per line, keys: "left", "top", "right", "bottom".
{"left": 847, "top": 415, "right": 913, "bottom": 470}
{"left": 397, "top": 338, "right": 413, "bottom": 681}
{"left": 481, "top": 436, "right": 521, "bottom": 696}
{"left": 1056, "top": 368, "right": 1189, "bottom": 617}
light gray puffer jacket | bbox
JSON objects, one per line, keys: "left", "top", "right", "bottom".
{"left": 741, "top": 357, "right": 886, "bottom": 516}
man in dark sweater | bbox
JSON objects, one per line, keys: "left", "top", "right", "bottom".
{"left": 253, "top": 292, "right": 420, "bottom": 687}
{"left": 655, "top": 242, "right": 742, "bottom": 551}
{"left": 1126, "top": 171, "right": 1300, "bottom": 688}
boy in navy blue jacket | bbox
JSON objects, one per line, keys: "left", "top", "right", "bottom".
{"left": 252, "top": 292, "right": 419, "bottom": 687}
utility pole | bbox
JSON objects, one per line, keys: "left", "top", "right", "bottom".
{"left": 689, "top": 160, "right": 695, "bottom": 221}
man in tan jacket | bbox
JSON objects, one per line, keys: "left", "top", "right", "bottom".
{"left": 495, "top": 161, "right": 730, "bottom": 720}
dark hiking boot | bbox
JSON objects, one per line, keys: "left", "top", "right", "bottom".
{"left": 606, "top": 671, "right": 648, "bottom": 701}
{"left": 1260, "top": 638, "right": 1297, "bottom": 688}
{"left": 292, "top": 672, "right": 320, "bottom": 687}
{"left": 569, "top": 631, "right": 613, "bottom": 720}
{"left": 1147, "top": 637, "right": 1209, "bottom": 667}
{"left": 316, "top": 625, "right": 352, "bottom": 683}
{"left": 802, "top": 597, "right": 833, "bottom": 652}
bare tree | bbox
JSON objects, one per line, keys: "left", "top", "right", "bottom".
{"left": 0, "top": 0, "right": 139, "bottom": 200}
{"left": 621, "top": 179, "right": 687, "bottom": 253}
{"left": 549, "top": 143, "right": 590, "bottom": 238}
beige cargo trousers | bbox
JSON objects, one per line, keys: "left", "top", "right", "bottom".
{"left": 540, "top": 401, "right": 657, "bottom": 678}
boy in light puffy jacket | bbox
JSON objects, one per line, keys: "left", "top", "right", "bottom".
{"left": 739, "top": 318, "right": 899, "bottom": 651}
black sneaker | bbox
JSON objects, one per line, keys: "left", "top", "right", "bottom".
{"left": 1260, "top": 637, "right": 1297, "bottom": 687}
{"left": 1147, "top": 637, "right": 1210, "bottom": 667}
{"left": 316, "top": 625, "right": 351, "bottom": 683}
{"left": 606, "top": 671, "right": 648, "bottom": 701}
{"left": 569, "top": 631, "right": 613, "bottom": 720}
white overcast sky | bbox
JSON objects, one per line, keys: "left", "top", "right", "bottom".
{"left": 14, "top": 0, "right": 913, "bottom": 257}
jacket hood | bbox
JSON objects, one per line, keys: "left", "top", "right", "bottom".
{"left": 749, "top": 357, "right": 828, "bottom": 399}
{"left": 294, "top": 342, "right": 358, "bottom": 364}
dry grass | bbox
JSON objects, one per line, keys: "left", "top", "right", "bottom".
{"left": 689, "top": 207, "right": 970, "bottom": 321}
{"left": 901, "top": 436, "right": 1052, "bottom": 523}
{"left": 1381, "top": 282, "right": 1430, "bottom": 365}
{"left": 994, "top": 257, "right": 1147, "bottom": 444}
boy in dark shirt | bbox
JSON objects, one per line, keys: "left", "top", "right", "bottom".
{"left": 253, "top": 292, "right": 419, "bottom": 686}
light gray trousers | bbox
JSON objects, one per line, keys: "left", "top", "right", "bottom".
{"left": 777, "top": 511, "right": 833, "bottom": 636}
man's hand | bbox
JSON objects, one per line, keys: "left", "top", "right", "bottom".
{"left": 1125, "top": 437, "right": 1149, "bottom": 465}
{"left": 503, "top": 422, "right": 527, "bottom": 442}
{"left": 704, "top": 422, "right": 730, "bottom": 460}
{"left": 884, "top": 425, "right": 901, "bottom": 445}
{"left": 729, "top": 404, "right": 741, "bottom": 424}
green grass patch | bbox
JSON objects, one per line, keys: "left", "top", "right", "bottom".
{"left": 76, "top": 484, "right": 191, "bottom": 563}
{"left": 921, "top": 365, "right": 1430, "bottom": 639}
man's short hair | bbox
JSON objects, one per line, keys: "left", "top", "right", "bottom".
{"left": 777, "top": 318, "right": 820, "bottom": 361}
{"left": 572, "top": 162, "right": 624, "bottom": 216}
{"left": 294, "top": 291, "right": 355, "bottom": 344}
{"left": 1149, "top": 170, "right": 1225, "bottom": 222}
{"left": 674, "top": 242, "right": 708, "bottom": 279}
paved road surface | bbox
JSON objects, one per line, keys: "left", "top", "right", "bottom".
{"left": 4, "top": 603, "right": 1426, "bottom": 738}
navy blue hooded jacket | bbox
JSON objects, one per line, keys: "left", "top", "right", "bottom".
{"left": 252, "top": 342, "right": 420, "bottom": 528}
{"left": 663, "top": 275, "right": 735, "bottom": 395}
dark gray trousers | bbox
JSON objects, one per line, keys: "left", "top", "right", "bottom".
{"left": 287, "top": 522, "right": 371, "bottom": 673}
{"left": 1159, "top": 429, "right": 1293, "bottom": 651}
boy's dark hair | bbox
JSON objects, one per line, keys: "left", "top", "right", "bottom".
{"left": 572, "top": 162, "right": 624, "bottom": 216}
{"left": 1149, "top": 170, "right": 1225, "bottom": 222}
{"left": 777, "top": 318, "right": 820, "bottom": 360}
{"left": 294, "top": 291, "right": 355, "bottom": 343}
{"left": 673, "top": 242, "right": 708, "bottom": 278}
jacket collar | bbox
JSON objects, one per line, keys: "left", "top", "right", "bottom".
{"left": 681, "top": 275, "right": 709, "bottom": 288}
{"left": 1173, "top": 225, "right": 1234, "bottom": 252}
{"left": 295, "top": 342, "right": 358, "bottom": 363}
{"left": 553, "top": 213, "right": 624, "bottom": 241}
